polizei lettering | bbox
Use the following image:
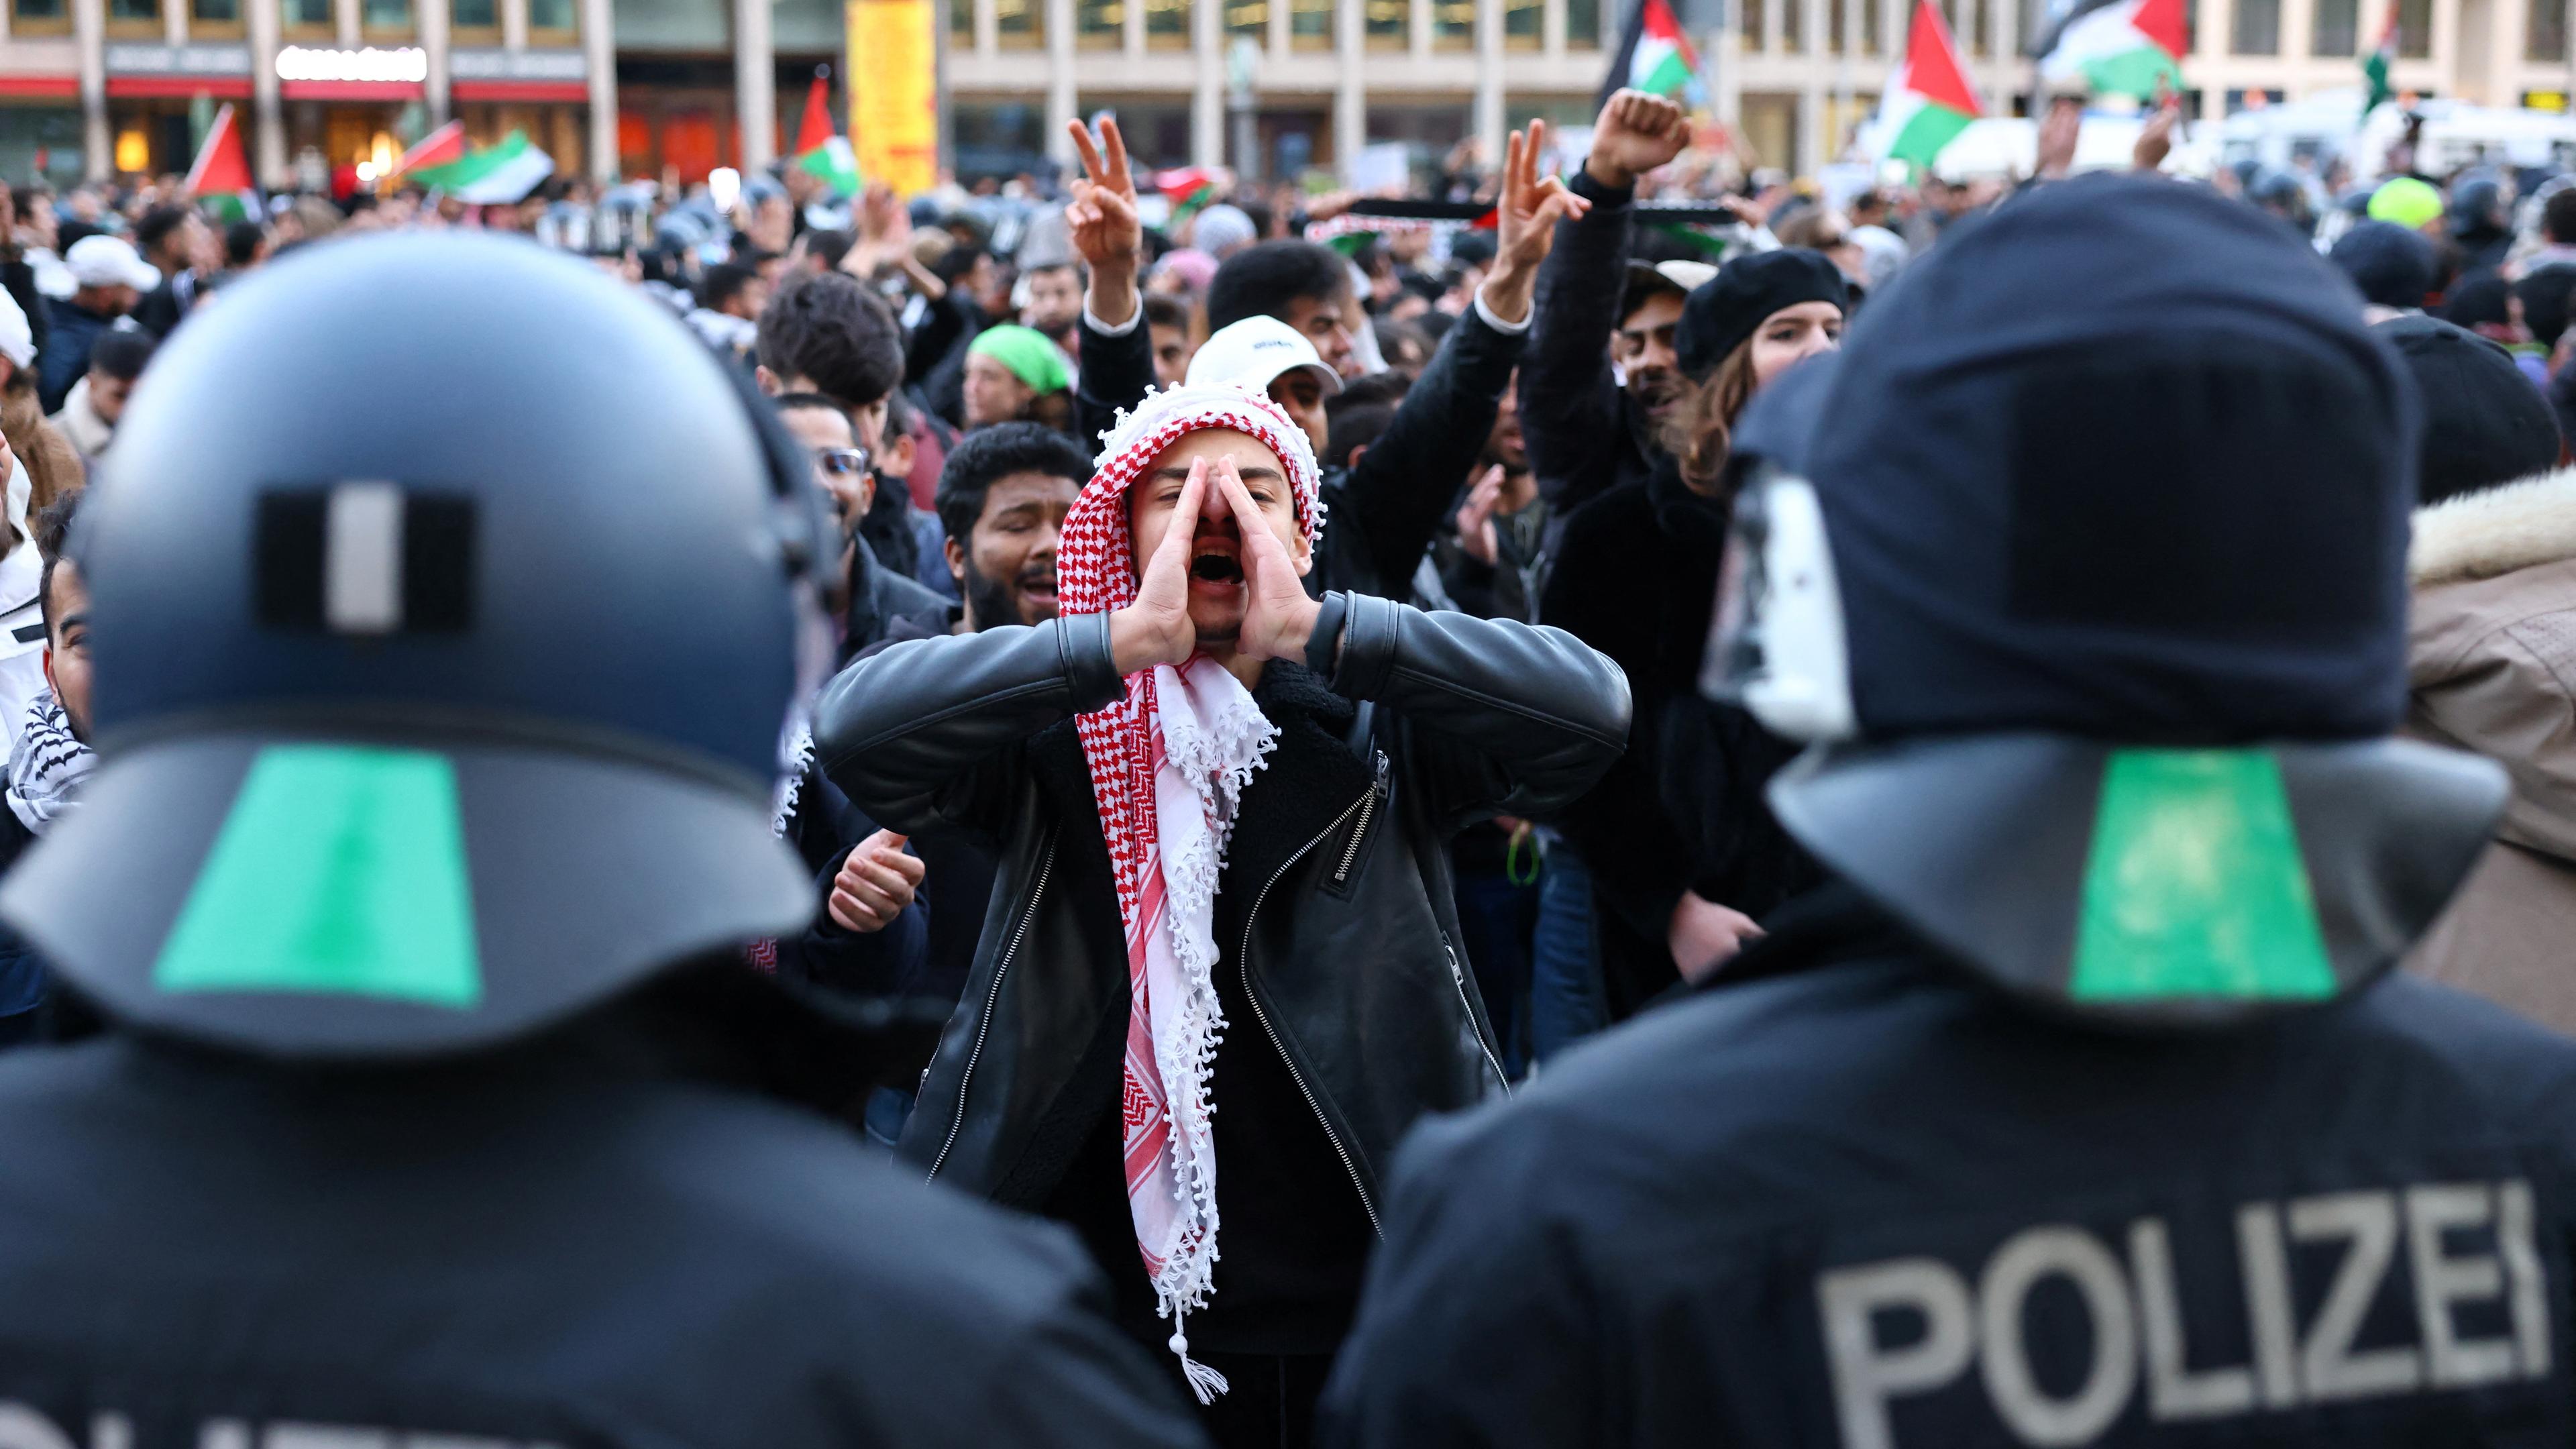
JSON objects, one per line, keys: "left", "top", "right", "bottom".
{"left": 1817, "top": 1178, "right": 2552, "bottom": 1449}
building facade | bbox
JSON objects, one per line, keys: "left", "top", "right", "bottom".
{"left": 3, "top": 0, "right": 2571, "bottom": 189}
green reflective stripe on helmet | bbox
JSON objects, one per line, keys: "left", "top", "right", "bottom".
{"left": 152, "top": 745, "right": 483, "bottom": 1008}
{"left": 2069, "top": 749, "right": 2336, "bottom": 1002}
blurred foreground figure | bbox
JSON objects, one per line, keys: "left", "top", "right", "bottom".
{"left": 1326, "top": 176, "right": 2576, "bottom": 1448}
{"left": 0, "top": 235, "right": 1205, "bottom": 1448}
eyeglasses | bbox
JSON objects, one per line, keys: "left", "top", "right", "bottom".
{"left": 814, "top": 447, "right": 870, "bottom": 479}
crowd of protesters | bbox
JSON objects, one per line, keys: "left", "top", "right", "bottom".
{"left": 13, "top": 73, "right": 2576, "bottom": 1448}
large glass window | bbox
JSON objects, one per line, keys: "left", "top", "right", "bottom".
{"left": 2532, "top": 0, "right": 2567, "bottom": 59}
{"left": 192, "top": 0, "right": 243, "bottom": 36}
{"left": 1366, "top": 0, "right": 1405, "bottom": 46}
{"left": 1505, "top": 0, "right": 1540, "bottom": 44}
{"left": 105, "top": 0, "right": 158, "bottom": 36}
{"left": 1291, "top": 0, "right": 1329, "bottom": 46}
{"left": 1740, "top": 0, "right": 1766, "bottom": 48}
{"left": 362, "top": 0, "right": 414, "bottom": 38}
{"left": 996, "top": 0, "right": 1040, "bottom": 44}
{"left": 2232, "top": 0, "right": 2279, "bottom": 51}
{"left": 1862, "top": 0, "right": 1882, "bottom": 52}
{"left": 1782, "top": 0, "right": 1804, "bottom": 52}
{"left": 1146, "top": 0, "right": 1187, "bottom": 46}
{"left": 284, "top": 0, "right": 333, "bottom": 34}
{"left": 1970, "top": 0, "right": 1989, "bottom": 54}
{"left": 1567, "top": 0, "right": 1599, "bottom": 44}
{"left": 1829, "top": 0, "right": 1845, "bottom": 52}
{"left": 2398, "top": 0, "right": 2429, "bottom": 54}
{"left": 1431, "top": 0, "right": 1468, "bottom": 45}
{"left": 451, "top": 0, "right": 496, "bottom": 31}
{"left": 2310, "top": 0, "right": 2356, "bottom": 51}
{"left": 9, "top": 0, "right": 69, "bottom": 30}
{"left": 1226, "top": 0, "right": 1264, "bottom": 37}
{"left": 951, "top": 0, "right": 973, "bottom": 39}
{"left": 1079, "top": 0, "right": 1122, "bottom": 45}
{"left": 529, "top": 0, "right": 576, "bottom": 38}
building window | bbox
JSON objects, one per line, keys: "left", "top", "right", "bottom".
{"left": 2532, "top": 0, "right": 2568, "bottom": 58}
{"left": 1146, "top": 0, "right": 1187, "bottom": 46}
{"left": 996, "top": 0, "right": 1040, "bottom": 44}
{"left": 1430, "top": 0, "right": 1468, "bottom": 44}
{"left": 2398, "top": 0, "right": 2429, "bottom": 54}
{"left": 1291, "top": 0, "right": 1329, "bottom": 46}
{"left": 1829, "top": 0, "right": 1845, "bottom": 52}
{"left": 451, "top": 0, "right": 496, "bottom": 32}
{"left": 529, "top": 0, "right": 576, "bottom": 40}
{"left": 1970, "top": 0, "right": 1989, "bottom": 54}
{"left": 1504, "top": 0, "right": 1540, "bottom": 44}
{"left": 191, "top": 0, "right": 244, "bottom": 36}
{"left": 2232, "top": 0, "right": 2279, "bottom": 51}
{"left": 8, "top": 0, "right": 70, "bottom": 32}
{"left": 1226, "top": 0, "right": 1264, "bottom": 38}
{"left": 1782, "top": 0, "right": 1803, "bottom": 51}
{"left": 1366, "top": 0, "right": 1405, "bottom": 46}
{"left": 2310, "top": 0, "right": 2356, "bottom": 50}
{"left": 363, "top": 0, "right": 415, "bottom": 38}
{"left": 952, "top": 0, "right": 973, "bottom": 39}
{"left": 282, "top": 0, "right": 333, "bottom": 34}
{"left": 1079, "top": 0, "right": 1122, "bottom": 45}
{"left": 1862, "top": 0, "right": 1882, "bottom": 50}
{"left": 1567, "top": 0, "right": 1599, "bottom": 44}
{"left": 1740, "top": 0, "right": 1765, "bottom": 48}
{"left": 105, "top": 0, "right": 159, "bottom": 38}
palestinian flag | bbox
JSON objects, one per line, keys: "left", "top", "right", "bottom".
{"left": 1158, "top": 166, "right": 1224, "bottom": 226}
{"left": 791, "top": 68, "right": 860, "bottom": 197}
{"left": 396, "top": 119, "right": 465, "bottom": 177}
{"left": 2032, "top": 0, "right": 2185, "bottom": 100}
{"left": 183, "top": 103, "right": 258, "bottom": 221}
{"left": 2361, "top": 2, "right": 2397, "bottom": 114}
{"left": 409, "top": 129, "right": 555, "bottom": 204}
{"left": 1874, "top": 0, "right": 1983, "bottom": 168}
{"left": 1599, "top": 0, "right": 1703, "bottom": 109}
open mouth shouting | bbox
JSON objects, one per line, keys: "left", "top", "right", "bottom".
{"left": 1189, "top": 539, "right": 1244, "bottom": 594}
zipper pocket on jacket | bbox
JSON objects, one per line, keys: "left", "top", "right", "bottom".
{"left": 1330, "top": 751, "right": 1391, "bottom": 885}
{"left": 1242, "top": 787, "right": 1384, "bottom": 1236}
{"left": 1445, "top": 931, "right": 1512, "bottom": 1096}
{"left": 926, "top": 827, "right": 1059, "bottom": 1184}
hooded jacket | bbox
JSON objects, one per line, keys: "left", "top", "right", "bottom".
{"left": 2406, "top": 467, "right": 2576, "bottom": 1031}
{"left": 814, "top": 596, "right": 1627, "bottom": 1346}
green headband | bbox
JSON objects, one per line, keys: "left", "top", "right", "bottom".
{"left": 970, "top": 325, "right": 1072, "bottom": 396}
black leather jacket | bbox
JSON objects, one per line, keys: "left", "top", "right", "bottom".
{"left": 814, "top": 594, "right": 1629, "bottom": 1220}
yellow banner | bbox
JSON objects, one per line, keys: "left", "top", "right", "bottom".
{"left": 848, "top": 0, "right": 938, "bottom": 195}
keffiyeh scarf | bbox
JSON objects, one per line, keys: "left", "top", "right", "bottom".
{"left": 6, "top": 689, "right": 93, "bottom": 835}
{"left": 1061, "top": 384, "right": 1325, "bottom": 1401}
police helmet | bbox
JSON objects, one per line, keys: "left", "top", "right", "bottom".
{"left": 0, "top": 232, "right": 834, "bottom": 1057}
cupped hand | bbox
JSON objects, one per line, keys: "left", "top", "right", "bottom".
{"left": 1110, "top": 459, "right": 1205, "bottom": 675}
{"left": 1211, "top": 456, "right": 1322, "bottom": 663}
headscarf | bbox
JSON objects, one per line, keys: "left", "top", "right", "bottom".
{"left": 1058, "top": 382, "right": 1324, "bottom": 1401}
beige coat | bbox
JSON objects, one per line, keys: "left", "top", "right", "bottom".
{"left": 2408, "top": 467, "right": 2576, "bottom": 1033}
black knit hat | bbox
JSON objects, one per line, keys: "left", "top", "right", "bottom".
{"left": 1675, "top": 249, "right": 1849, "bottom": 381}
{"left": 2378, "top": 313, "right": 2564, "bottom": 506}
{"left": 2328, "top": 220, "right": 2438, "bottom": 309}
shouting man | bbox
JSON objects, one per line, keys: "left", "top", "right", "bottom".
{"left": 816, "top": 383, "right": 1627, "bottom": 1446}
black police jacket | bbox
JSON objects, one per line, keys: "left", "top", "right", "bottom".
{"left": 1322, "top": 884, "right": 2576, "bottom": 1448}
{"left": 813, "top": 596, "right": 1628, "bottom": 1226}
{"left": 0, "top": 972, "right": 1210, "bottom": 1448}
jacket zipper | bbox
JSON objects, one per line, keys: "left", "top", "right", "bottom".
{"left": 926, "top": 826, "right": 1059, "bottom": 1183}
{"left": 1444, "top": 931, "right": 1513, "bottom": 1094}
{"left": 1241, "top": 787, "right": 1385, "bottom": 1236}
{"left": 1331, "top": 751, "right": 1390, "bottom": 884}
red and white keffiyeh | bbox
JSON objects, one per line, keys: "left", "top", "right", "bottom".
{"left": 1060, "top": 383, "right": 1326, "bottom": 1401}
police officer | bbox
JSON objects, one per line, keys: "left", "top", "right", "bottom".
{"left": 1321, "top": 175, "right": 2576, "bottom": 1447}
{"left": 0, "top": 233, "right": 1208, "bottom": 1448}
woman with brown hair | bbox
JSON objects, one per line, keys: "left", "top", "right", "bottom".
{"left": 1540, "top": 248, "right": 1846, "bottom": 1020}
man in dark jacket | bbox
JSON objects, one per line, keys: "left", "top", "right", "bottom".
{"left": 1088, "top": 119, "right": 1578, "bottom": 604}
{"left": 818, "top": 382, "right": 1627, "bottom": 1446}
{"left": 38, "top": 235, "right": 154, "bottom": 414}
{"left": 1518, "top": 87, "right": 1702, "bottom": 515}
{"left": 0, "top": 232, "right": 1207, "bottom": 1449}
{"left": 1324, "top": 175, "right": 2576, "bottom": 1448}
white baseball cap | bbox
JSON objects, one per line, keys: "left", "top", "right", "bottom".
{"left": 65, "top": 234, "right": 162, "bottom": 292}
{"left": 0, "top": 288, "right": 32, "bottom": 371}
{"left": 1185, "top": 315, "right": 1344, "bottom": 399}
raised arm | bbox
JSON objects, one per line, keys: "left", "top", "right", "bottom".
{"left": 1521, "top": 90, "right": 1690, "bottom": 513}
{"left": 1337, "top": 121, "right": 1587, "bottom": 596}
{"left": 1066, "top": 117, "right": 1153, "bottom": 448}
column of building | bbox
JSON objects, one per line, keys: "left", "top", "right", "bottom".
{"left": 735, "top": 0, "right": 773, "bottom": 171}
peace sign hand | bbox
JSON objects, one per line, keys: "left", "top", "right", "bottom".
{"left": 1483, "top": 118, "right": 1592, "bottom": 324}
{"left": 1067, "top": 117, "right": 1144, "bottom": 325}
